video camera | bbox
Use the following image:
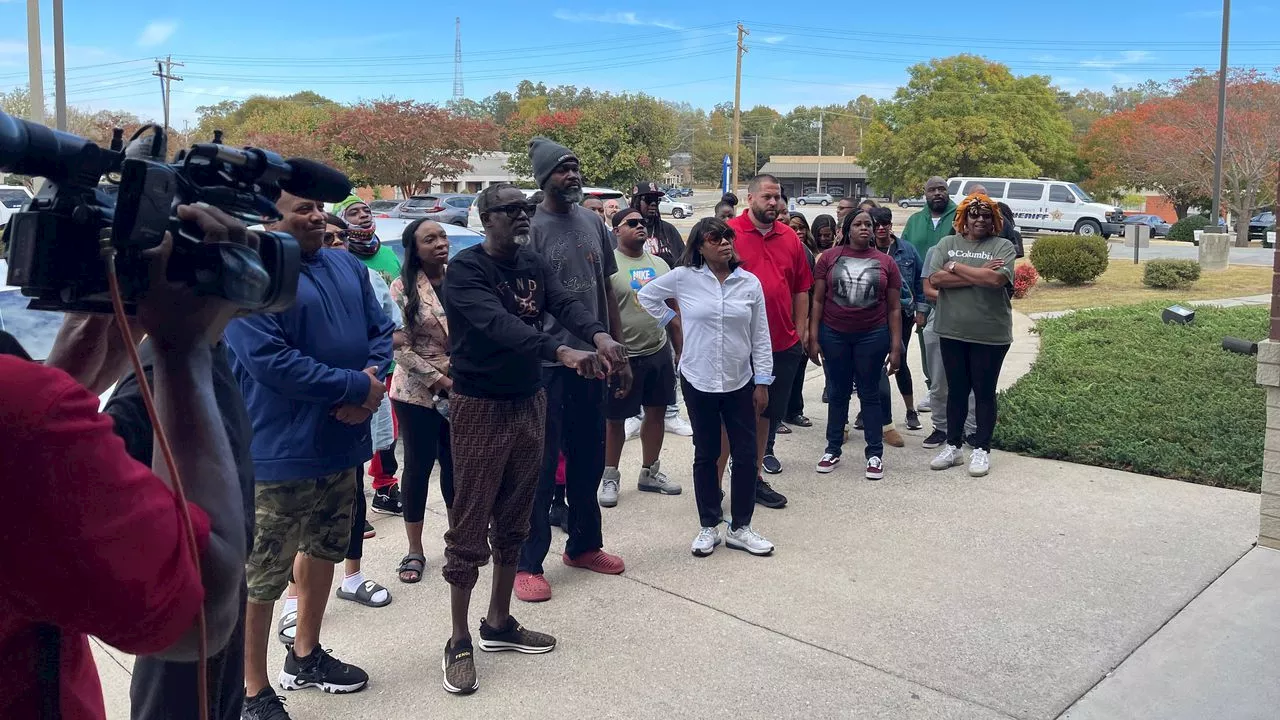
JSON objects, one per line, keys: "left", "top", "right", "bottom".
{"left": 0, "top": 110, "right": 353, "bottom": 314}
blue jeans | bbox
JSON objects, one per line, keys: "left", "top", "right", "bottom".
{"left": 820, "top": 323, "right": 890, "bottom": 458}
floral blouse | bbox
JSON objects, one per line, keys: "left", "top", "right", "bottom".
{"left": 389, "top": 271, "right": 450, "bottom": 408}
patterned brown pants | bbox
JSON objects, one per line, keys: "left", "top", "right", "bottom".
{"left": 442, "top": 389, "right": 547, "bottom": 590}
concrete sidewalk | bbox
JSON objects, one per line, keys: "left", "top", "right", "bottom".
{"left": 94, "top": 314, "right": 1264, "bottom": 720}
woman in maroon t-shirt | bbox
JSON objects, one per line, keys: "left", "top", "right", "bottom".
{"left": 805, "top": 209, "right": 903, "bottom": 480}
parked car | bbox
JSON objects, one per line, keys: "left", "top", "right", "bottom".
{"left": 368, "top": 200, "right": 401, "bottom": 213}
{"left": 1249, "top": 211, "right": 1276, "bottom": 239}
{"left": 384, "top": 193, "right": 475, "bottom": 226}
{"left": 664, "top": 186, "right": 692, "bottom": 198}
{"left": 374, "top": 218, "right": 485, "bottom": 259}
{"left": 660, "top": 195, "right": 694, "bottom": 219}
{"left": 1122, "top": 214, "right": 1172, "bottom": 238}
{"left": 796, "top": 193, "right": 834, "bottom": 206}
{"left": 0, "top": 185, "right": 34, "bottom": 227}
{"left": 947, "top": 177, "right": 1124, "bottom": 238}
{"left": 898, "top": 196, "right": 927, "bottom": 208}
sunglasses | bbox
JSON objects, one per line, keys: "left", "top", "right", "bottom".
{"left": 620, "top": 218, "right": 645, "bottom": 228}
{"left": 966, "top": 208, "right": 994, "bottom": 219}
{"left": 702, "top": 235, "right": 733, "bottom": 246}
{"left": 323, "top": 230, "right": 347, "bottom": 245}
{"left": 485, "top": 202, "right": 538, "bottom": 219}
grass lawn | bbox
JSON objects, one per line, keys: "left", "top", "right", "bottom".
{"left": 994, "top": 303, "right": 1266, "bottom": 491}
{"left": 1012, "top": 259, "right": 1273, "bottom": 314}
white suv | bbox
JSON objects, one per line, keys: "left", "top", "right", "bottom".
{"left": 948, "top": 177, "right": 1123, "bottom": 238}
{"left": 0, "top": 185, "right": 33, "bottom": 228}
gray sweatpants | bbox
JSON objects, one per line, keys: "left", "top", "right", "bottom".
{"left": 923, "top": 314, "right": 977, "bottom": 437}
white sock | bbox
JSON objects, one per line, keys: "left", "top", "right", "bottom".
{"left": 343, "top": 571, "right": 389, "bottom": 604}
{"left": 282, "top": 595, "right": 298, "bottom": 616}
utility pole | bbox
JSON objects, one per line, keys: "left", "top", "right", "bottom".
{"left": 153, "top": 54, "right": 184, "bottom": 136}
{"left": 816, "top": 109, "right": 825, "bottom": 194}
{"left": 25, "top": 0, "right": 43, "bottom": 126}
{"left": 52, "top": 0, "right": 66, "bottom": 130}
{"left": 453, "top": 17, "right": 464, "bottom": 100}
{"left": 1208, "top": 0, "right": 1230, "bottom": 233}
{"left": 732, "top": 23, "right": 748, "bottom": 193}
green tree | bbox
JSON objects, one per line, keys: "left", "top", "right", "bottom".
{"left": 863, "top": 55, "right": 1077, "bottom": 198}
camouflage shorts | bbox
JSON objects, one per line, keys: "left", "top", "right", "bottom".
{"left": 245, "top": 468, "right": 357, "bottom": 603}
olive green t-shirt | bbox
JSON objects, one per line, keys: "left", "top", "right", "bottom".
{"left": 610, "top": 249, "right": 671, "bottom": 357}
{"left": 925, "top": 234, "right": 1017, "bottom": 345}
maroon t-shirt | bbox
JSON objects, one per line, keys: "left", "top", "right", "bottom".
{"left": 814, "top": 245, "right": 902, "bottom": 333}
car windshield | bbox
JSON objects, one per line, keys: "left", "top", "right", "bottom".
{"left": 0, "top": 260, "right": 64, "bottom": 361}
{"left": 0, "top": 188, "right": 30, "bottom": 208}
{"left": 1069, "top": 184, "right": 1094, "bottom": 203}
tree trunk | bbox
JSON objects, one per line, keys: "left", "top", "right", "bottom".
{"left": 1173, "top": 201, "right": 1190, "bottom": 220}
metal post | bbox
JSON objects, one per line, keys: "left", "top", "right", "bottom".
{"left": 52, "top": 0, "right": 66, "bottom": 130}
{"left": 732, "top": 23, "right": 748, "bottom": 192}
{"left": 1209, "top": 0, "right": 1230, "bottom": 231}
{"left": 816, "top": 109, "right": 824, "bottom": 194}
{"left": 25, "top": 0, "right": 43, "bottom": 125}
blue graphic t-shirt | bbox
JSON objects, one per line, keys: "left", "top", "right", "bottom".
{"left": 610, "top": 249, "right": 671, "bottom": 356}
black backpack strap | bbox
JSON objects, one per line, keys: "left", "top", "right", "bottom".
{"left": 35, "top": 623, "right": 61, "bottom": 720}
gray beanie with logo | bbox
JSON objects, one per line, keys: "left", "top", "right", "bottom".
{"left": 528, "top": 136, "right": 578, "bottom": 190}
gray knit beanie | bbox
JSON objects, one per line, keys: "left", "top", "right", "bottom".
{"left": 528, "top": 136, "right": 578, "bottom": 190}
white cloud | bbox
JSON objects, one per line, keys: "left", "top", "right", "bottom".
{"left": 136, "top": 20, "right": 178, "bottom": 48}
{"left": 1079, "top": 50, "right": 1152, "bottom": 69}
{"left": 760, "top": 35, "right": 787, "bottom": 44}
{"left": 551, "top": 10, "right": 683, "bottom": 31}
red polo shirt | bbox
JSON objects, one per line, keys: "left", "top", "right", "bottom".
{"left": 727, "top": 211, "right": 814, "bottom": 351}
{"left": 0, "top": 356, "right": 210, "bottom": 720}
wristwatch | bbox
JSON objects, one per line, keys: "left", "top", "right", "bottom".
{"left": 945, "top": 260, "right": 958, "bottom": 272}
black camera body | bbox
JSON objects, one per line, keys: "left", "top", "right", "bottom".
{"left": 0, "top": 111, "right": 352, "bottom": 315}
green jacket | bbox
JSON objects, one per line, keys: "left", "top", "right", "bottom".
{"left": 902, "top": 201, "right": 957, "bottom": 260}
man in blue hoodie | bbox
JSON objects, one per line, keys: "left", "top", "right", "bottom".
{"left": 224, "top": 190, "right": 395, "bottom": 720}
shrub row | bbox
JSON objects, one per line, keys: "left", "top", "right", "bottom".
{"left": 1028, "top": 235, "right": 1109, "bottom": 285}
{"left": 1142, "top": 259, "right": 1202, "bottom": 289}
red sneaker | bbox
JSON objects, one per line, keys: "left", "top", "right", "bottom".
{"left": 865, "top": 456, "right": 884, "bottom": 481}
{"left": 563, "top": 549, "right": 625, "bottom": 575}
{"left": 514, "top": 571, "right": 551, "bottom": 602}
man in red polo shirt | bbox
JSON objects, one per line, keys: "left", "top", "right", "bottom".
{"left": 0, "top": 204, "right": 249, "bottom": 720}
{"left": 725, "top": 174, "right": 813, "bottom": 509}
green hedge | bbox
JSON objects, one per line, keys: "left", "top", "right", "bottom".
{"left": 1168, "top": 215, "right": 1212, "bottom": 242}
{"left": 1143, "top": 259, "right": 1202, "bottom": 289}
{"left": 1029, "top": 234, "right": 1110, "bottom": 285}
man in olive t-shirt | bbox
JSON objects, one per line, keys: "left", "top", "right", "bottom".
{"left": 598, "top": 207, "right": 683, "bottom": 507}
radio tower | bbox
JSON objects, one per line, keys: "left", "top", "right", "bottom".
{"left": 452, "top": 17, "right": 464, "bottom": 100}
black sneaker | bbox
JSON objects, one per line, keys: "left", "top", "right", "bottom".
{"left": 548, "top": 500, "right": 569, "bottom": 533}
{"left": 965, "top": 433, "right": 979, "bottom": 449}
{"left": 242, "top": 688, "right": 290, "bottom": 720}
{"left": 755, "top": 477, "right": 787, "bottom": 509}
{"left": 854, "top": 412, "right": 864, "bottom": 430}
{"left": 762, "top": 454, "right": 782, "bottom": 475}
{"left": 905, "top": 410, "right": 922, "bottom": 431}
{"left": 442, "top": 638, "right": 479, "bottom": 695}
{"left": 477, "top": 615, "right": 556, "bottom": 654}
{"left": 922, "top": 429, "right": 947, "bottom": 449}
{"left": 279, "top": 645, "right": 368, "bottom": 694}
{"left": 371, "top": 485, "right": 403, "bottom": 515}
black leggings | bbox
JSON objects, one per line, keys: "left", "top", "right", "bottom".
{"left": 939, "top": 338, "right": 1010, "bottom": 451}
{"left": 894, "top": 314, "right": 915, "bottom": 399}
{"left": 346, "top": 465, "right": 367, "bottom": 561}
{"left": 393, "top": 399, "right": 454, "bottom": 524}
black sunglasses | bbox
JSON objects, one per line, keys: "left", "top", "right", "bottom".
{"left": 485, "top": 202, "right": 538, "bottom": 219}
{"left": 620, "top": 218, "right": 645, "bottom": 228}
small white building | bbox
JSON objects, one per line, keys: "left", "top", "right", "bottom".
{"left": 436, "top": 153, "right": 530, "bottom": 193}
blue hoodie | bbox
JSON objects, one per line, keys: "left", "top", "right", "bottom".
{"left": 224, "top": 248, "right": 395, "bottom": 482}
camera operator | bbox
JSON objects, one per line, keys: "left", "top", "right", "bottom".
{"left": 0, "top": 204, "right": 249, "bottom": 720}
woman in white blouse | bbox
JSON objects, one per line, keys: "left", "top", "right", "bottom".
{"left": 638, "top": 217, "right": 776, "bottom": 558}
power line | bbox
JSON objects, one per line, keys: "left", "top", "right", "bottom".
{"left": 154, "top": 55, "right": 184, "bottom": 134}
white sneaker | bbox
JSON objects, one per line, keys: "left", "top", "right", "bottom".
{"left": 598, "top": 468, "right": 620, "bottom": 507}
{"left": 638, "top": 461, "right": 682, "bottom": 495}
{"left": 969, "top": 448, "right": 991, "bottom": 477}
{"left": 664, "top": 414, "right": 693, "bottom": 437}
{"left": 917, "top": 397, "right": 932, "bottom": 413}
{"left": 691, "top": 526, "right": 721, "bottom": 557}
{"left": 725, "top": 525, "right": 775, "bottom": 556}
{"left": 865, "top": 456, "right": 884, "bottom": 480}
{"left": 930, "top": 445, "right": 965, "bottom": 471}
{"left": 624, "top": 417, "right": 642, "bottom": 440}
{"left": 815, "top": 453, "right": 841, "bottom": 473}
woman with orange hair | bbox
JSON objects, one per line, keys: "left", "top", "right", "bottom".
{"left": 922, "top": 193, "right": 1016, "bottom": 478}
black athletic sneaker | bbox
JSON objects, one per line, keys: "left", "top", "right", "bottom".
{"left": 965, "top": 433, "right": 979, "bottom": 449}
{"left": 279, "top": 646, "right": 369, "bottom": 694}
{"left": 477, "top": 615, "right": 557, "bottom": 654}
{"left": 922, "top": 429, "right": 947, "bottom": 449}
{"left": 371, "top": 485, "right": 403, "bottom": 515}
{"left": 442, "top": 638, "right": 479, "bottom": 694}
{"left": 755, "top": 477, "right": 787, "bottom": 509}
{"left": 242, "top": 688, "right": 290, "bottom": 720}
{"left": 548, "top": 499, "right": 569, "bottom": 533}
{"left": 905, "top": 410, "right": 923, "bottom": 430}
{"left": 762, "top": 454, "right": 782, "bottom": 475}
{"left": 853, "top": 412, "right": 864, "bottom": 430}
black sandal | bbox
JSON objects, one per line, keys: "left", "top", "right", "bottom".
{"left": 335, "top": 579, "right": 393, "bottom": 607}
{"left": 787, "top": 414, "right": 813, "bottom": 427}
{"left": 397, "top": 553, "right": 426, "bottom": 584}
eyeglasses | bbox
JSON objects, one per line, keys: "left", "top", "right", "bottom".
{"left": 323, "top": 230, "right": 347, "bottom": 245}
{"left": 485, "top": 202, "right": 538, "bottom": 219}
{"left": 621, "top": 218, "right": 645, "bottom": 228}
{"left": 702, "top": 235, "right": 733, "bottom": 246}
{"left": 966, "top": 208, "right": 994, "bottom": 219}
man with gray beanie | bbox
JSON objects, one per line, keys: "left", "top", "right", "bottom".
{"left": 516, "top": 137, "right": 631, "bottom": 603}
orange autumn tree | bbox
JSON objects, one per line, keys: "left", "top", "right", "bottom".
{"left": 1081, "top": 100, "right": 1207, "bottom": 218}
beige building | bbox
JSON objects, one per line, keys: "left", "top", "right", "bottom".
{"left": 436, "top": 153, "right": 530, "bottom": 194}
{"left": 758, "top": 155, "right": 869, "bottom": 200}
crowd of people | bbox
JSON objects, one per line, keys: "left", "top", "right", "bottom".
{"left": 1, "top": 132, "right": 1019, "bottom": 720}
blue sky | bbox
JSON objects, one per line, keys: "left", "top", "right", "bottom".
{"left": 1, "top": 1, "right": 1277, "bottom": 128}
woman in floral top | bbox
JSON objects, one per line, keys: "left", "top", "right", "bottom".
{"left": 390, "top": 219, "right": 455, "bottom": 583}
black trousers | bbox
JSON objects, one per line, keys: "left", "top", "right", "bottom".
{"left": 786, "top": 354, "right": 809, "bottom": 418}
{"left": 894, "top": 314, "right": 916, "bottom": 399}
{"left": 346, "top": 465, "right": 367, "bottom": 560}
{"left": 683, "top": 378, "right": 757, "bottom": 530}
{"left": 939, "top": 338, "right": 1010, "bottom": 451}
{"left": 393, "top": 399, "right": 455, "bottom": 523}
{"left": 129, "top": 587, "right": 246, "bottom": 720}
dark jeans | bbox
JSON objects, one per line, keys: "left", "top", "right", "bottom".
{"left": 520, "top": 366, "right": 606, "bottom": 574}
{"left": 683, "top": 378, "right": 757, "bottom": 530}
{"left": 786, "top": 354, "right": 809, "bottom": 418}
{"left": 939, "top": 338, "right": 1010, "bottom": 451}
{"left": 820, "top": 323, "right": 890, "bottom": 458}
{"left": 765, "top": 342, "right": 806, "bottom": 455}
{"left": 130, "top": 587, "right": 245, "bottom": 720}
{"left": 393, "top": 399, "right": 455, "bottom": 523}
{"left": 346, "top": 464, "right": 368, "bottom": 560}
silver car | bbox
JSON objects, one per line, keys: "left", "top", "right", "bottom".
{"left": 796, "top": 193, "right": 834, "bottom": 206}
{"left": 385, "top": 193, "right": 474, "bottom": 227}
